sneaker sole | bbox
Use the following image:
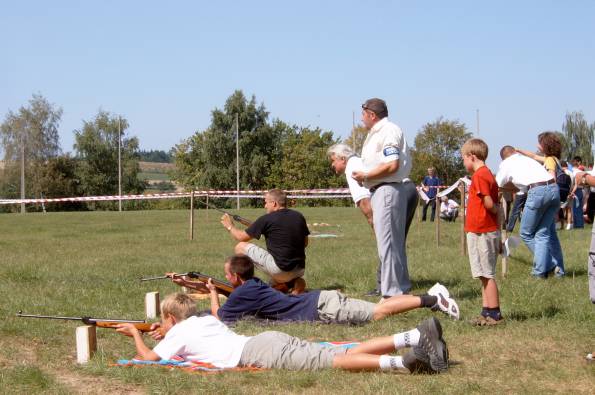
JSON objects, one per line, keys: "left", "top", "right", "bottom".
{"left": 417, "top": 317, "right": 448, "bottom": 372}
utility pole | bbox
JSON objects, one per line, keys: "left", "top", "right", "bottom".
{"left": 20, "top": 131, "right": 25, "bottom": 214}
{"left": 476, "top": 109, "right": 480, "bottom": 136}
{"left": 118, "top": 117, "right": 122, "bottom": 212}
{"left": 235, "top": 113, "right": 240, "bottom": 210}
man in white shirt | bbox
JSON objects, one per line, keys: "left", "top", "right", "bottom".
{"left": 328, "top": 142, "right": 418, "bottom": 297}
{"left": 115, "top": 292, "right": 450, "bottom": 373}
{"left": 352, "top": 98, "right": 414, "bottom": 297}
{"left": 496, "top": 146, "right": 563, "bottom": 278}
{"left": 439, "top": 196, "right": 459, "bottom": 222}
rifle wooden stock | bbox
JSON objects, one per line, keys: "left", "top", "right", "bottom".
{"left": 140, "top": 272, "right": 234, "bottom": 297}
{"left": 186, "top": 272, "right": 233, "bottom": 296}
{"left": 93, "top": 321, "right": 154, "bottom": 332}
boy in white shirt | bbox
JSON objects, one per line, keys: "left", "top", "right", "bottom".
{"left": 116, "top": 293, "right": 449, "bottom": 373}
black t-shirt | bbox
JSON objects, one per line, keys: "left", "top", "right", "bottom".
{"left": 217, "top": 277, "right": 321, "bottom": 323}
{"left": 245, "top": 208, "right": 310, "bottom": 271}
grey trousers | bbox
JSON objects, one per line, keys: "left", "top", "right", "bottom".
{"left": 376, "top": 181, "right": 418, "bottom": 291}
{"left": 371, "top": 182, "right": 411, "bottom": 296}
{"left": 589, "top": 227, "right": 595, "bottom": 303}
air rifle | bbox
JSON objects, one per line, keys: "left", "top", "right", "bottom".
{"left": 200, "top": 199, "right": 253, "bottom": 226}
{"left": 16, "top": 311, "right": 156, "bottom": 332}
{"left": 139, "top": 272, "right": 233, "bottom": 296}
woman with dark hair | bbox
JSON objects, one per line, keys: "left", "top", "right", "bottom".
{"left": 516, "top": 131, "right": 567, "bottom": 277}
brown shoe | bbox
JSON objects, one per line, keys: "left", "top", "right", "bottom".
{"left": 469, "top": 315, "right": 504, "bottom": 326}
{"left": 290, "top": 278, "right": 307, "bottom": 295}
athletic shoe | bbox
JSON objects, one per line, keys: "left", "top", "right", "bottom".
{"left": 469, "top": 315, "right": 505, "bottom": 326}
{"left": 402, "top": 348, "right": 435, "bottom": 374}
{"left": 416, "top": 317, "right": 448, "bottom": 372}
{"left": 410, "top": 343, "right": 448, "bottom": 374}
{"left": 428, "top": 283, "right": 460, "bottom": 320}
{"left": 365, "top": 289, "right": 381, "bottom": 297}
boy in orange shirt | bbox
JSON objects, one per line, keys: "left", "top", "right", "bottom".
{"left": 462, "top": 138, "right": 503, "bottom": 325}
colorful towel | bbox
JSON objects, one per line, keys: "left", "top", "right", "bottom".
{"left": 114, "top": 342, "right": 359, "bottom": 373}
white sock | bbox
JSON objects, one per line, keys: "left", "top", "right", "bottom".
{"left": 393, "top": 329, "right": 420, "bottom": 349}
{"left": 379, "top": 354, "right": 405, "bottom": 370}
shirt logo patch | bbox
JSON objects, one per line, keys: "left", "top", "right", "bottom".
{"left": 383, "top": 146, "right": 399, "bottom": 157}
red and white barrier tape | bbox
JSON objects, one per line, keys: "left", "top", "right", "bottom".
{"left": 0, "top": 189, "right": 352, "bottom": 205}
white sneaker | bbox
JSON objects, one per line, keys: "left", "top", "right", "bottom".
{"left": 428, "top": 282, "right": 460, "bottom": 320}
{"left": 565, "top": 223, "right": 573, "bottom": 230}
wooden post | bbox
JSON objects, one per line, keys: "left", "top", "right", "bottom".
{"left": 145, "top": 291, "right": 160, "bottom": 319}
{"left": 76, "top": 325, "right": 97, "bottom": 364}
{"left": 189, "top": 190, "right": 195, "bottom": 240}
{"left": 435, "top": 196, "right": 440, "bottom": 246}
{"left": 206, "top": 194, "right": 209, "bottom": 220}
{"left": 501, "top": 197, "right": 508, "bottom": 277}
{"left": 459, "top": 183, "right": 467, "bottom": 256}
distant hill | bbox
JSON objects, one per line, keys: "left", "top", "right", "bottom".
{"left": 138, "top": 149, "right": 172, "bottom": 163}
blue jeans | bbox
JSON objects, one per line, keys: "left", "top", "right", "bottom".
{"left": 519, "top": 184, "right": 564, "bottom": 277}
{"left": 573, "top": 188, "right": 584, "bottom": 228}
{"left": 506, "top": 193, "right": 527, "bottom": 232}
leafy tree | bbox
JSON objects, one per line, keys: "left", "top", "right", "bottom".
{"left": 562, "top": 111, "right": 594, "bottom": 165}
{"left": 172, "top": 90, "right": 283, "bottom": 192}
{"left": 344, "top": 124, "right": 368, "bottom": 155}
{"left": 410, "top": 118, "right": 472, "bottom": 185}
{"left": 0, "top": 94, "right": 63, "bottom": 200}
{"left": 74, "top": 111, "right": 145, "bottom": 197}
{"left": 266, "top": 126, "right": 343, "bottom": 190}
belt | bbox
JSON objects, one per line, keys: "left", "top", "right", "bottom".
{"left": 369, "top": 182, "right": 400, "bottom": 193}
{"left": 528, "top": 179, "right": 555, "bottom": 189}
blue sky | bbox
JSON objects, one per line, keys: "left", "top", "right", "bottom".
{"left": 1, "top": 1, "right": 594, "bottom": 168}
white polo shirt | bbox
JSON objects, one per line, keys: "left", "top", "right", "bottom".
{"left": 153, "top": 315, "right": 250, "bottom": 368}
{"left": 344, "top": 156, "right": 371, "bottom": 204}
{"left": 496, "top": 153, "right": 553, "bottom": 190}
{"left": 360, "top": 117, "right": 412, "bottom": 189}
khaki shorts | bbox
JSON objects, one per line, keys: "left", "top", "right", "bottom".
{"left": 316, "top": 290, "right": 376, "bottom": 324}
{"left": 244, "top": 244, "right": 304, "bottom": 284}
{"left": 467, "top": 231, "right": 500, "bottom": 279}
{"left": 239, "top": 331, "right": 348, "bottom": 370}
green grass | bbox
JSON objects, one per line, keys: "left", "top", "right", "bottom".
{"left": 138, "top": 171, "right": 171, "bottom": 181}
{"left": 1, "top": 208, "right": 594, "bottom": 394}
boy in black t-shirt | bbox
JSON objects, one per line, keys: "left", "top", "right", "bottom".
{"left": 221, "top": 189, "right": 309, "bottom": 294}
{"left": 173, "top": 255, "right": 460, "bottom": 325}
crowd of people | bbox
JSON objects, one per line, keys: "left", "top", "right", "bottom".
{"left": 114, "top": 97, "right": 594, "bottom": 372}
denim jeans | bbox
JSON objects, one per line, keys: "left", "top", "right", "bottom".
{"left": 573, "top": 188, "right": 584, "bottom": 228}
{"left": 506, "top": 194, "right": 527, "bottom": 232}
{"left": 519, "top": 183, "right": 564, "bottom": 277}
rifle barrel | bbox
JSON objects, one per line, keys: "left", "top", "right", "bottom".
{"left": 16, "top": 312, "right": 146, "bottom": 324}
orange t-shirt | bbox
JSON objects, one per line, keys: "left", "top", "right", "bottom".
{"left": 464, "top": 166, "right": 499, "bottom": 233}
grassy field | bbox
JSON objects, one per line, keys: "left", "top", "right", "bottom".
{"left": 0, "top": 207, "right": 593, "bottom": 394}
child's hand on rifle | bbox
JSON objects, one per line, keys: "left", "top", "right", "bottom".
{"left": 115, "top": 323, "right": 139, "bottom": 337}
{"left": 148, "top": 323, "right": 164, "bottom": 340}
{"left": 221, "top": 214, "right": 234, "bottom": 231}
{"left": 205, "top": 278, "right": 217, "bottom": 293}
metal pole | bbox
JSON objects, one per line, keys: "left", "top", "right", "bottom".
{"left": 118, "top": 117, "right": 122, "bottom": 212}
{"left": 235, "top": 113, "right": 240, "bottom": 210}
{"left": 20, "top": 132, "right": 25, "bottom": 214}
{"left": 189, "top": 191, "right": 194, "bottom": 240}
{"left": 476, "top": 109, "right": 480, "bottom": 136}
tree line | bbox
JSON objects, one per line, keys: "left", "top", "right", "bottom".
{"left": 1, "top": 91, "right": 593, "bottom": 212}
